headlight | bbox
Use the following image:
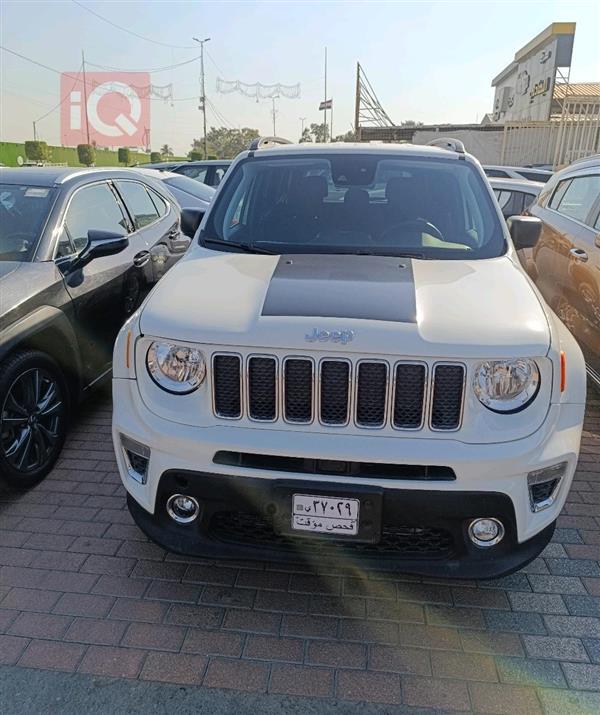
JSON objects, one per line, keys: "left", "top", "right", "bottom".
{"left": 473, "top": 358, "right": 540, "bottom": 413}
{"left": 146, "top": 342, "right": 206, "bottom": 394}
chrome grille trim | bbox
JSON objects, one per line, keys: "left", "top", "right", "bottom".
{"left": 211, "top": 352, "right": 466, "bottom": 432}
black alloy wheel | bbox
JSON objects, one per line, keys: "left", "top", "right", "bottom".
{"left": 0, "top": 351, "right": 68, "bottom": 488}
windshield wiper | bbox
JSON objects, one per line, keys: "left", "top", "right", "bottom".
{"left": 201, "top": 237, "right": 277, "bottom": 255}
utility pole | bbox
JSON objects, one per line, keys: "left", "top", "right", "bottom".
{"left": 32, "top": 121, "right": 37, "bottom": 141}
{"left": 323, "top": 46, "right": 328, "bottom": 142}
{"left": 193, "top": 37, "right": 211, "bottom": 158}
{"left": 81, "top": 50, "right": 90, "bottom": 144}
{"left": 271, "top": 96, "right": 279, "bottom": 135}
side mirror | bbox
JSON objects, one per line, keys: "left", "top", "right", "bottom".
{"left": 507, "top": 215, "right": 542, "bottom": 250}
{"left": 71, "top": 229, "right": 129, "bottom": 270}
{"left": 181, "top": 207, "right": 205, "bottom": 239}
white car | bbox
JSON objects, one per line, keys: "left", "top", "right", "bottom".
{"left": 112, "top": 139, "right": 586, "bottom": 579}
{"left": 484, "top": 165, "right": 553, "bottom": 183}
{"left": 489, "top": 177, "right": 544, "bottom": 220}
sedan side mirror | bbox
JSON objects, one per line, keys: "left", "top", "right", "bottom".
{"left": 507, "top": 215, "right": 542, "bottom": 250}
{"left": 181, "top": 207, "right": 205, "bottom": 239}
{"left": 71, "top": 229, "right": 129, "bottom": 270}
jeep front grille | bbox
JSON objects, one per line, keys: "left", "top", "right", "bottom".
{"left": 212, "top": 354, "right": 465, "bottom": 431}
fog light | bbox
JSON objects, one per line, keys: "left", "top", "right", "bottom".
{"left": 120, "top": 434, "right": 150, "bottom": 485}
{"left": 166, "top": 494, "right": 200, "bottom": 524}
{"left": 528, "top": 462, "right": 567, "bottom": 512}
{"left": 468, "top": 518, "right": 504, "bottom": 547}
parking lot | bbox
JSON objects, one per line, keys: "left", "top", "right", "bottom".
{"left": 0, "top": 389, "right": 597, "bottom": 713}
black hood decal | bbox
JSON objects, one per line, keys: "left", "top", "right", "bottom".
{"left": 261, "top": 254, "right": 417, "bottom": 322}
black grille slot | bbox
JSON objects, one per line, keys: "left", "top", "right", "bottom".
{"left": 356, "top": 362, "right": 388, "bottom": 426}
{"left": 210, "top": 511, "right": 454, "bottom": 558}
{"left": 213, "top": 355, "right": 242, "bottom": 418}
{"left": 320, "top": 360, "right": 350, "bottom": 425}
{"left": 530, "top": 479, "right": 559, "bottom": 505}
{"left": 393, "top": 363, "right": 426, "bottom": 428}
{"left": 431, "top": 364, "right": 464, "bottom": 430}
{"left": 248, "top": 357, "right": 277, "bottom": 421}
{"left": 284, "top": 359, "right": 313, "bottom": 423}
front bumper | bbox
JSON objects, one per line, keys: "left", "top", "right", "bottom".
{"left": 112, "top": 378, "right": 583, "bottom": 575}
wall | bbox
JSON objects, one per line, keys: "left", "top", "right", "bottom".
{"left": 0, "top": 142, "right": 186, "bottom": 167}
{"left": 411, "top": 129, "right": 505, "bottom": 164}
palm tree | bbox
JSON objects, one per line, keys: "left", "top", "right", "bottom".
{"left": 160, "top": 144, "right": 174, "bottom": 157}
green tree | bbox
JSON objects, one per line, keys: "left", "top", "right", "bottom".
{"left": 160, "top": 144, "right": 174, "bottom": 157}
{"left": 309, "top": 123, "right": 329, "bottom": 143}
{"left": 332, "top": 130, "right": 356, "bottom": 142}
{"left": 189, "top": 151, "right": 203, "bottom": 161}
{"left": 299, "top": 128, "right": 312, "bottom": 143}
{"left": 77, "top": 144, "right": 96, "bottom": 166}
{"left": 150, "top": 152, "right": 162, "bottom": 163}
{"left": 24, "top": 141, "right": 50, "bottom": 162}
{"left": 118, "top": 147, "right": 131, "bottom": 165}
{"left": 191, "top": 127, "right": 260, "bottom": 160}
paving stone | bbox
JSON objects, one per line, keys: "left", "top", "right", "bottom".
{"left": 495, "top": 656, "right": 567, "bottom": 688}
{"left": 528, "top": 575, "right": 587, "bottom": 594}
{"left": 182, "top": 629, "right": 244, "bottom": 657}
{"left": 369, "top": 644, "right": 431, "bottom": 675}
{"left": 204, "top": 658, "right": 269, "bottom": 693}
{"left": 484, "top": 610, "right": 547, "bottom": 634}
{"left": 545, "top": 615, "right": 600, "bottom": 638}
{"left": 562, "top": 663, "right": 600, "bottom": 691}
{"left": 0, "top": 587, "right": 61, "bottom": 612}
{"left": 452, "top": 587, "right": 510, "bottom": 610}
{"left": 64, "top": 617, "right": 127, "bottom": 646}
{"left": 583, "top": 638, "right": 600, "bottom": 664}
{"left": 281, "top": 614, "right": 338, "bottom": 639}
{"left": 53, "top": 592, "right": 115, "bottom": 618}
{"left": 546, "top": 559, "right": 600, "bottom": 577}
{"left": 431, "top": 650, "right": 498, "bottom": 682}
{"left": 122, "top": 622, "right": 186, "bottom": 652}
{"left": 8, "top": 612, "right": 73, "bottom": 640}
{"left": 339, "top": 618, "right": 397, "bottom": 644}
{"left": 426, "top": 605, "right": 485, "bottom": 629}
{"left": 140, "top": 652, "right": 206, "bottom": 685}
{"left": 469, "top": 682, "right": 542, "bottom": 715}
{"left": 268, "top": 663, "right": 333, "bottom": 698}
{"left": 522, "top": 635, "right": 589, "bottom": 662}
{"left": 508, "top": 591, "right": 568, "bottom": 614}
{"left": 0, "top": 634, "right": 29, "bottom": 665}
{"left": 402, "top": 675, "right": 470, "bottom": 711}
{"left": 538, "top": 687, "right": 600, "bottom": 715}
{"left": 459, "top": 630, "right": 525, "bottom": 657}
{"left": 78, "top": 645, "right": 146, "bottom": 678}
{"left": 336, "top": 670, "right": 401, "bottom": 704}
{"left": 244, "top": 634, "right": 304, "bottom": 663}
{"left": 564, "top": 594, "right": 600, "bottom": 617}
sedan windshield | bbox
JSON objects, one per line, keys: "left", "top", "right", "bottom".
{"left": 0, "top": 183, "right": 55, "bottom": 261}
{"left": 203, "top": 153, "right": 505, "bottom": 259}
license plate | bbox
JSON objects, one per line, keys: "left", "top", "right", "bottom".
{"left": 291, "top": 494, "right": 360, "bottom": 536}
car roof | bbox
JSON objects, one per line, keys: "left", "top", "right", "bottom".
{"left": 562, "top": 154, "right": 600, "bottom": 173}
{"left": 0, "top": 166, "right": 160, "bottom": 187}
{"left": 488, "top": 177, "right": 544, "bottom": 192}
{"left": 241, "top": 142, "right": 467, "bottom": 162}
{"left": 131, "top": 167, "right": 181, "bottom": 181}
{"left": 484, "top": 165, "right": 553, "bottom": 175}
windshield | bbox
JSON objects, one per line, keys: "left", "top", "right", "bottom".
{"left": 163, "top": 175, "right": 214, "bottom": 202}
{"left": 0, "top": 183, "right": 55, "bottom": 262}
{"left": 203, "top": 153, "right": 505, "bottom": 258}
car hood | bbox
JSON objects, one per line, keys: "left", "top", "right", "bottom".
{"left": 139, "top": 250, "right": 551, "bottom": 359}
{"left": 0, "top": 261, "right": 22, "bottom": 282}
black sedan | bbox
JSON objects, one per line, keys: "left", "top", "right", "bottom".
{"left": 133, "top": 169, "right": 215, "bottom": 211}
{"left": 0, "top": 167, "right": 203, "bottom": 487}
{"left": 141, "top": 159, "right": 231, "bottom": 187}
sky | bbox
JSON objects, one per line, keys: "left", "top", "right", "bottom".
{"left": 1, "top": 0, "right": 598, "bottom": 156}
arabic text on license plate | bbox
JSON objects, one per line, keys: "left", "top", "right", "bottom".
{"left": 291, "top": 494, "right": 359, "bottom": 536}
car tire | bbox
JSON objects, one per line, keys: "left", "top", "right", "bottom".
{"left": 0, "top": 350, "right": 69, "bottom": 489}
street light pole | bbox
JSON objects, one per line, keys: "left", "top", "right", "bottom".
{"left": 193, "top": 36, "right": 211, "bottom": 158}
{"left": 299, "top": 116, "right": 306, "bottom": 138}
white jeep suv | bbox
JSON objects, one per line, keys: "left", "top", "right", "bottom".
{"left": 112, "top": 140, "right": 586, "bottom": 578}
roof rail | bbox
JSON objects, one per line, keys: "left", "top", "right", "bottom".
{"left": 426, "top": 137, "right": 465, "bottom": 154}
{"left": 248, "top": 136, "right": 292, "bottom": 151}
{"left": 568, "top": 153, "right": 600, "bottom": 166}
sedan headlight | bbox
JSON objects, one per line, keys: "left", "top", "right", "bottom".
{"left": 146, "top": 342, "right": 206, "bottom": 394}
{"left": 473, "top": 359, "right": 540, "bottom": 413}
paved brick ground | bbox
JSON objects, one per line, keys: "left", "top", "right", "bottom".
{"left": 1, "top": 390, "right": 599, "bottom": 713}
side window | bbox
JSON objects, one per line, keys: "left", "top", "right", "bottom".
{"left": 114, "top": 181, "right": 159, "bottom": 229}
{"left": 549, "top": 179, "right": 571, "bottom": 210}
{"left": 178, "top": 165, "right": 209, "bottom": 183}
{"left": 551, "top": 175, "right": 600, "bottom": 225}
{"left": 63, "top": 183, "right": 129, "bottom": 253}
{"left": 147, "top": 188, "right": 169, "bottom": 217}
{"left": 486, "top": 169, "right": 509, "bottom": 178}
{"left": 213, "top": 167, "right": 227, "bottom": 186}
{"left": 522, "top": 192, "right": 537, "bottom": 212}
{"left": 493, "top": 190, "right": 512, "bottom": 211}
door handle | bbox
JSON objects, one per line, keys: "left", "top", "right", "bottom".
{"left": 133, "top": 250, "right": 150, "bottom": 267}
{"left": 569, "top": 248, "right": 588, "bottom": 262}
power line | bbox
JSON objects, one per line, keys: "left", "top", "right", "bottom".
{"left": 71, "top": 0, "right": 197, "bottom": 49}
{"left": 86, "top": 55, "right": 200, "bottom": 73}
{"left": 34, "top": 62, "right": 83, "bottom": 124}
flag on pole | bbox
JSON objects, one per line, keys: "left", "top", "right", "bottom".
{"left": 319, "top": 99, "right": 333, "bottom": 111}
